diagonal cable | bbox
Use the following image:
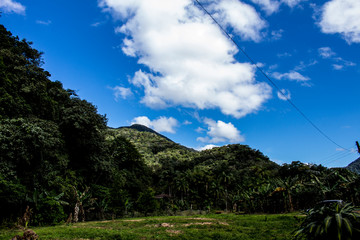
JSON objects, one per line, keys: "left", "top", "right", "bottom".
{"left": 193, "top": 0, "right": 350, "bottom": 152}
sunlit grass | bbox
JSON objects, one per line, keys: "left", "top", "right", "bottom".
{"left": 0, "top": 213, "right": 302, "bottom": 240}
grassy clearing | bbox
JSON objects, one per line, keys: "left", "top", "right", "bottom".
{"left": 0, "top": 213, "right": 302, "bottom": 240}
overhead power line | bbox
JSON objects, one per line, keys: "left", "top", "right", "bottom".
{"left": 193, "top": 0, "right": 350, "bottom": 152}
{"left": 324, "top": 152, "right": 356, "bottom": 166}
{"left": 318, "top": 145, "right": 356, "bottom": 166}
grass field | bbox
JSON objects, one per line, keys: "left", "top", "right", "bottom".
{"left": 0, "top": 213, "right": 302, "bottom": 240}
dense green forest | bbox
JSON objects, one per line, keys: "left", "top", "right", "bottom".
{"left": 1, "top": 24, "right": 360, "bottom": 228}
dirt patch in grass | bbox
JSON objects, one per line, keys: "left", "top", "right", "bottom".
{"left": 183, "top": 222, "right": 213, "bottom": 227}
{"left": 159, "top": 223, "right": 174, "bottom": 227}
{"left": 145, "top": 222, "right": 175, "bottom": 228}
{"left": 186, "top": 217, "right": 215, "bottom": 221}
{"left": 183, "top": 221, "right": 229, "bottom": 227}
{"left": 91, "top": 226, "right": 113, "bottom": 230}
{"left": 166, "top": 229, "right": 183, "bottom": 235}
{"left": 218, "top": 221, "right": 229, "bottom": 225}
{"left": 122, "top": 219, "right": 145, "bottom": 222}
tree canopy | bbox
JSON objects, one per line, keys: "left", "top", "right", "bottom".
{"left": 1, "top": 24, "right": 360, "bottom": 228}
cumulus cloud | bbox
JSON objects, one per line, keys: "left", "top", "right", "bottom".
{"left": 281, "top": 0, "right": 305, "bottom": 8}
{"left": 250, "top": 0, "right": 280, "bottom": 15}
{"left": 271, "top": 29, "right": 284, "bottom": 40}
{"left": 318, "top": 47, "right": 336, "bottom": 59}
{"left": 319, "top": 0, "right": 360, "bottom": 44}
{"left": 210, "top": 0, "right": 267, "bottom": 42}
{"left": 197, "top": 118, "right": 244, "bottom": 143}
{"left": 277, "top": 89, "right": 291, "bottom": 101}
{"left": 294, "top": 60, "right": 318, "bottom": 71}
{"left": 332, "top": 64, "right": 343, "bottom": 70}
{"left": 131, "top": 116, "right": 178, "bottom": 133}
{"left": 0, "top": 0, "right": 25, "bottom": 14}
{"left": 112, "top": 86, "right": 133, "bottom": 101}
{"left": 318, "top": 47, "right": 356, "bottom": 70}
{"left": 198, "top": 144, "right": 219, "bottom": 151}
{"left": 277, "top": 52, "right": 292, "bottom": 58}
{"left": 36, "top": 20, "right": 52, "bottom": 26}
{"left": 250, "top": 0, "right": 306, "bottom": 15}
{"left": 272, "top": 70, "right": 310, "bottom": 82}
{"left": 99, "top": 0, "right": 272, "bottom": 118}
{"left": 183, "top": 120, "right": 192, "bottom": 125}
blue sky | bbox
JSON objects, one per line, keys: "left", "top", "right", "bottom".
{"left": 1, "top": 0, "right": 359, "bottom": 167}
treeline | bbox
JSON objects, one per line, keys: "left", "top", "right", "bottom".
{"left": 0, "top": 24, "right": 151, "bottom": 226}
{"left": 1, "top": 24, "right": 360, "bottom": 227}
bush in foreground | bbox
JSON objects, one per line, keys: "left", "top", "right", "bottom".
{"left": 294, "top": 202, "right": 360, "bottom": 240}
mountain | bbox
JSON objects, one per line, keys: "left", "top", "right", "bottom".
{"left": 116, "top": 124, "right": 174, "bottom": 142}
{"left": 346, "top": 157, "right": 360, "bottom": 174}
{"left": 107, "top": 124, "right": 196, "bottom": 169}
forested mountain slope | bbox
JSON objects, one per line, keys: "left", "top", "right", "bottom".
{"left": 107, "top": 125, "right": 195, "bottom": 168}
{"left": 346, "top": 157, "right": 360, "bottom": 174}
{"left": 2, "top": 24, "right": 360, "bottom": 227}
{"left": 0, "top": 24, "right": 150, "bottom": 225}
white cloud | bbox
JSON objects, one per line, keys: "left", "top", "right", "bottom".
{"left": 319, "top": 0, "right": 360, "bottom": 44}
{"left": 99, "top": 0, "right": 272, "bottom": 118}
{"left": 318, "top": 47, "right": 336, "bottom": 59}
{"left": 112, "top": 86, "right": 133, "bottom": 100}
{"left": 196, "top": 127, "right": 206, "bottom": 133}
{"left": 250, "top": 0, "right": 306, "bottom": 15}
{"left": 272, "top": 70, "right": 310, "bottom": 82}
{"left": 277, "top": 89, "right": 291, "bottom": 101}
{"left": 318, "top": 47, "right": 356, "bottom": 70}
{"left": 197, "top": 118, "right": 244, "bottom": 143}
{"left": 91, "top": 22, "right": 102, "bottom": 27}
{"left": 251, "top": 0, "right": 281, "bottom": 15}
{"left": 0, "top": 0, "right": 25, "bottom": 14}
{"left": 271, "top": 29, "right": 283, "bottom": 40}
{"left": 281, "top": 0, "right": 305, "bottom": 8}
{"left": 131, "top": 116, "right": 178, "bottom": 133}
{"left": 294, "top": 60, "right": 318, "bottom": 71}
{"left": 198, "top": 144, "right": 219, "bottom": 151}
{"left": 36, "top": 20, "right": 52, "bottom": 26}
{"left": 332, "top": 64, "right": 343, "bottom": 70}
{"left": 210, "top": 0, "right": 267, "bottom": 42}
{"left": 183, "top": 120, "right": 192, "bottom": 125}
{"left": 277, "top": 52, "right": 292, "bottom": 58}
{"left": 131, "top": 116, "right": 151, "bottom": 127}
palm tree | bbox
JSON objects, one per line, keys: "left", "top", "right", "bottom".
{"left": 274, "top": 177, "right": 302, "bottom": 212}
{"left": 294, "top": 202, "right": 360, "bottom": 240}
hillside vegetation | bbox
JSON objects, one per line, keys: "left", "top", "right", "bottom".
{"left": 108, "top": 125, "right": 194, "bottom": 168}
{"left": 1, "top": 24, "right": 360, "bottom": 229}
{"left": 0, "top": 213, "right": 300, "bottom": 240}
{"left": 347, "top": 157, "right": 360, "bottom": 175}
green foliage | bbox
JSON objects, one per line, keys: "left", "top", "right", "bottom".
{"left": 59, "top": 98, "right": 107, "bottom": 175}
{"left": 0, "top": 24, "right": 71, "bottom": 120}
{"left": 0, "top": 24, "right": 108, "bottom": 225}
{"left": 108, "top": 126, "right": 194, "bottom": 169}
{"left": 0, "top": 172, "right": 26, "bottom": 222}
{"left": 0, "top": 213, "right": 300, "bottom": 240}
{"left": 2, "top": 23, "right": 360, "bottom": 227}
{"left": 295, "top": 203, "right": 360, "bottom": 240}
{"left": 136, "top": 188, "right": 159, "bottom": 216}
{"left": 32, "top": 196, "right": 66, "bottom": 226}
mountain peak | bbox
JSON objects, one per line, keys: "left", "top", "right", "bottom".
{"left": 118, "top": 124, "right": 173, "bottom": 142}
{"left": 346, "top": 157, "right": 360, "bottom": 174}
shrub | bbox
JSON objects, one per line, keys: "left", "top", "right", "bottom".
{"left": 32, "top": 196, "right": 66, "bottom": 226}
{"left": 294, "top": 202, "right": 360, "bottom": 240}
{"left": 136, "top": 188, "right": 159, "bottom": 216}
